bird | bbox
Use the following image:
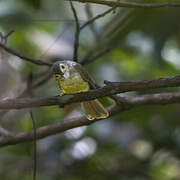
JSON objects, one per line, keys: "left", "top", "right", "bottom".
{"left": 52, "top": 60, "right": 109, "bottom": 120}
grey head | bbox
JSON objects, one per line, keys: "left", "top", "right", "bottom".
{"left": 51, "top": 60, "right": 79, "bottom": 78}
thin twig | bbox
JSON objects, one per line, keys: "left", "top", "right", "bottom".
{"left": 70, "top": 1, "right": 80, "bottom": 61}
{"left": 33, "top": 70, "right": 53, "bottom": 89}
{"left": 30, "top": 111, "right": 37, "bottom": 180}
{"left": 84, "top": 4, "right": 99, "bottom": 41}
{"left": 80, "top": 9, "right": 132, "bottom": 64}
{"left": 4, "top": 30, "right": 15, "bottom": 39}
{"left": 0, "top": 42, "right": 52, "bottom": 66}
{"left": 18, "top": 70, "right": 53, "bottom": 98}
{"left": 0, "top": 30, "right": 15, "bottom": 44}
{"left": 80, "top": 44, "right": 116, "bottom": 65}
{"left": 102, "top": 9, "right": 133, "bottom": 40}
{"left": 67, "top": 0, "right": 180, "bottom": 8}
{"left": 27, "top": 72, "right": 33, "bottom": 97}
{"left": 81, "top": 6, "right": 115, "bottom": 30}
{"left": 0, "top": 69, "right": 53, "bottom": 120}
{"left": 28, "top": 73, "right": 37, "bottom": 180}
{"left": 38, "top": 23, "right": 72, "bottom": 60}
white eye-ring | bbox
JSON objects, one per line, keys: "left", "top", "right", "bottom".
{"left": 59, "top": 64, "right": 66, "bottom": 72}
{"left": 61, "top": 65, "right": 65, "bottom": 69}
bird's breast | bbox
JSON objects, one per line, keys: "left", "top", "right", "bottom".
{"left": 58, "top": 73, "right": 90, "bottom": 94}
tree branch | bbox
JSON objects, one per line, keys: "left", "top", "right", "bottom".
{"left": 1, "top": 76, "right": 180, "bottom": 109}
{"left": 80, "top": 9, "right": 133, "bottom": 64}
{"left": 29, "top": 111, "right": 37, "bottom": 180}
{"left": 80, "top": 44, "right": 116, "bottom": 65}
{"left": 0, "top": 42, "right": 52, "bottom": 66}
{"left": 67, "top": 0, "right": 180, "bottom": 8}
{"left": 1, "top": 91, "right": 180, "bottom": 147}
{"left": 0, "top": 30, "right": 15, "bottom": 44}
{"left": 80, "top": 6, "right": 115, "bottom": 30}
{"left": 70, "top": 1, "right": 80, "bottom": 61}
{"left": 0, "top": 115, "right": 92, "bottom": 147}
{"left": 84, "top": 4, "right": 99, "bottom": 41}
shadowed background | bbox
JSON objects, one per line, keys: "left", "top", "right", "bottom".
{"left": 1, "top": 0, "right": 180, "bottom": 179}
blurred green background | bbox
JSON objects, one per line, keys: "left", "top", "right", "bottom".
{"left": 1, "top": 0, "right": 180, "bottom": 179}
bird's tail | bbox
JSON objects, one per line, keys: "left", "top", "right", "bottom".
{"left": 81, "top": 99, "right": 109, "bottom": 120}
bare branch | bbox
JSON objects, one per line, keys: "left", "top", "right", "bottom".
{"left": 102, "top": 9, "right": 133, "bottom": 40}
{"left": 0, "top": 70, "right": 53, "bottom": 121}
{"left": 80, "top": 44, "right": 116, "bottom": 65}
{"left": 80, "top": 9, "right": 133, "bottom": 64}
{"left": 1, "top": 76, "right": 180, "bottom": 109}
{"left": 30, "top": 111, "right": 37, "bottom": 180}
{"left": 4, "top": 30, "right": 15, "bottom": 40}
{"left": 67, "top": 0, "right": 180, "bottom": 8}
{"left": 0, "top": 30, "right": 15, "bottom": 44}
{"left": 123, "top": 93, "right": 180, "bottom": 107}
{"left": 81, "top": 6, "right": 115, "bottom": 30}
{"left": 0, "top": 42, "right": 52, "bottom": 66}
{"left": 84, "top": 4, "right": 99, "bottom": 41}
{"left": 18, "top": 70, "right": 53, "bottom": 98}
{"left": 1, "top": 91, "right": 180, "bottom": 147}
{"left": 70, "top": 1, "right": 80, "bottom": 61}
{"left": 0, "top": 115, "right": 92, "bottom": 147}
{"left": 33, "top": 70, "right": 53, "bottom": 89}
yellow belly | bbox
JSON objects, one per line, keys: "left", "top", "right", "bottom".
{"left": 58, "top": 75, "right": 90, "bottom": 94}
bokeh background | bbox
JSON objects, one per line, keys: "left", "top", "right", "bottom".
{"left": 1, "top": 0, "right": 180, "bottom": 179}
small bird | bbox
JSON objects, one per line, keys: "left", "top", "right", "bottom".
{"left": 52, "top": 60, "right": 109, "bottom": 120}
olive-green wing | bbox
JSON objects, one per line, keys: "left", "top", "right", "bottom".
{"left": 74, "top": 63, "right": 97, "bottom": 89}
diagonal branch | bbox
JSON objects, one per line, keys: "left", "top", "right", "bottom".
{"left": 70, "top": 1, "right": 80, "bottom": 61}
{"left": 80, "top": 6, "right": 115, "bottom": 30}
{"left": 4, "top": 30, "right": 15, "bottom": 39}
{"left": 0, "top": 69, "right": 53, "bottom": 121}
{"left": 0, "top": 30, "right": 15, "bottom": 44}
{"left": 80, "top": 9, "right": 133, "bottom": 64}
{"left": 0, "top": 42, "right": 52, "bottom": 66}
{"left": 1, "top": 75, "right": 180, "bottom": 109}
{"left": 84, "top": 4, "right": 99, "bottom": 41}
{"left": 67, "top": 0, "right": 180, "bottom": 8}
{"left": 29, "top": 111, "right": 37, "bottom": 180}
{"left": 0, "top": 115, "right": 92, "bottom": 147}
{"left": 1, "top": 91, "right": 180, "bottom": 147}
{"left": 80, "top": 44, "right": 116, "bottom": 65}
{"left": 69, "top": 2, "right": 117, "bottom": 63}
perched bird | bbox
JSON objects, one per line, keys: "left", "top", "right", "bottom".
{"left": 52, "top": 60, "right": 109, "bottom": 120}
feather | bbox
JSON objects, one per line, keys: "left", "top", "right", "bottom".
{"left": 81, "top": 99, "right": 109, "bottom": 120}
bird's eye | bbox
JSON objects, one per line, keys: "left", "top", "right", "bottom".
{"left": 59, "top": 64, "right": 66, "bottom": 72}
